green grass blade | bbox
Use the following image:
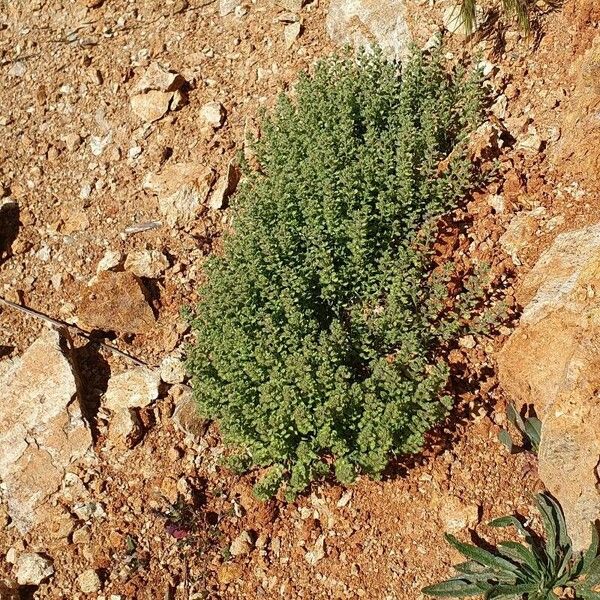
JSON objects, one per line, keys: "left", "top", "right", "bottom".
{"left": 422, "top": 578, "right": 488, "bottom": 597}
{"left": 445, "top": 534, "right": 520, "bottom": 574}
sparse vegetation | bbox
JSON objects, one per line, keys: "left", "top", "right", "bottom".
{"left": 187, "top": 50, "right": 485, "bottom": 500}
{"left": 460, "top": 0, "right": 533, "bottom": 34}
{"left": 423, "top": 493, "right": 600, "bottom": 599}
{"left": 498, "top": 403, "right": 542, "bottom": 455}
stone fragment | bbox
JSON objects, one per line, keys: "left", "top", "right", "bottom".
{"left": 172, "top": 386, "right": 208, "bottom": 439}
{"left": 326, "top": 0, "right": 411, "bottom": 61}
{"left": 78, "top": 271, "right": 156, "bottom": 334}
{"left": 217, "top": 563, "right": 243, "bottom": 585}
{"left": 219, "top": 0, "right": 240, "bottom": 15}
{"left": 499, "top": 209, "right": 543, "bottom": 266}
{"left": 284, "top": 22, "right": 302, "bottom": 49}
{"left": 124, "top": 250, "right": 169, "bottom": 279}
{"left": 0, "top": 328, "right": 92, "bottom": 534}
{"left": 59, "top": 202, "right": 90, "bottom": 234}
{"left": 230, "top": 530, "right": 253, "bottom": 557}
{"left": 104, "top": 367, "right": 161, "bottom": 411}
{"left": 517, "top": 127, "right": 543, "bottom": 152}
{"left": 497, "top": 222, "right": 600, "bottom": 551}
{"left": 200, "top": 101, "right": 226, "bottom": 128}
{"left": 96, "top": 250, "right": 123, "bottom": 273}
{"left": 160, "top": 355, "right": 187, "bottom": 384}
{"left": 144, "top": 163, "right": 215, "bottom": 229}
{"left": 134, "top": 62, "right": 184, "bottom": 94}
{"left": 439, "top": 497, "right": 480, "bottom": 533}
{"left": 130, "top": 90, "right": 173, "bottom": 123}
{"left": 76, "top": 569, "right": 101, "bottom": 593}
{"left": 15, "top": 553, "right": 54, "bottom": 586}
{"left": 208, "top": 161, "right": 241, "bottom": 210}
{"left": 304, "top": 534, "right": 326, "bottom": 565}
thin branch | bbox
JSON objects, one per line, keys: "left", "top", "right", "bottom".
{"left": 0, "top": 296, "right": 151, "bottom": 368}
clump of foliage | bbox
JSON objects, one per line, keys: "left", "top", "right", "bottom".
{"left": 460, "top": 0, "right": 533, "bottom": 34}
{"left": 498, "top": 402, "right": 542, "bottom": 455}
{"left": 423, "top": 493, "right": 600, "bottom": 599}
{"left": 187, "top": 50, "right": 483, "bottom": 500}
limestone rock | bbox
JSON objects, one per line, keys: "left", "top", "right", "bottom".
{"left": 104, "top": 367, "right": 161, "bottom": 411}
{"left": 130, "top": 90, "right": 173, "bottom": 123}
{"left": 78, "top": 271, "right": 156, "bottom": 334}
{"left": 200, "top": 101, "right": 226, "bottom": 128}
{"left": 284, "top": 22, "right": 302, "bottom": 49}
{"left": 325, "top": 0, "right": 411, "bottom": 61}
{"left": 144, "top": 163, "right": 215, "bottom": 229}
{"left": 499, "top": 210, "right": 543, "bottom": 266}
{"left": 0, "top": 328, "right": 92, "bottom": 534}
{"left": 172, "top": 386, "right": 208, "bottom": 439}
{"left": 124, "top": 250, "right": 169, "bottom": 279}
{"left": 160, "top": 355, "right": 187, "bottom": 384}
{"left": 219, "top": 0, "right": 240, "bottom": 16}
{"left": 230, "top": 530, "right": 253, "bottom": 557}
{"left": 133, "top": 62, "right": 184, "bottom": 94}
{"left": 15, "top": 553, "right": 54, "bottom": 586}
{"left": 76, "top": 569, "right": 101, "bottom": 593}
{"left": 439, "top": 497, "right": 480, "bottom": 533}
{"left": 208, "top": 161, "right": 241, "bottom": 210}
{"left": 130, "top": 63, "right": 185, "bottom": 123}
{"left": 497, "top": 222, "right": 600, "bottom": 551}
{"left": 96, "top": 250, "right": 123, "bottom": 273}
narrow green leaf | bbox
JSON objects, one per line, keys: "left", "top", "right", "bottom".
{"left": 422, "top": 578, "right": 485, "bottom": 597}
{"left": 488, "top": 516, "right": 531, "bottom": 541}
{"left": 445, "top": 534, "right": 520, "bottom": 574}
{"left": 497, "top": 429, "right": 514, "bottom": 454}
{"left": 497, "top": 541, "right": 539, "bottom": 573}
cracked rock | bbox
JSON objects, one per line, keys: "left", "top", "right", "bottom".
{"left": 0, "top": 328, "right": 92, "bottom": 534}
{"left": 15, "top": 553, "right": 54, "bottom": 586}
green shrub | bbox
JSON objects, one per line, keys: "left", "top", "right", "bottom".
{"left": 187, "top": 50, "right": 482, "bottom": 500}
{"left": 423, "top": 492, "right": 600, "bottom": 599}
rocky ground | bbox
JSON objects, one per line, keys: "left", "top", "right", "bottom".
{"left": 2, "top": 0, "right": 600, "bottom": 598}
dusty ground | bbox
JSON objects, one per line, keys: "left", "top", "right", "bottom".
{"left": 1, "top": 0, "right": 600, "bottom": 598}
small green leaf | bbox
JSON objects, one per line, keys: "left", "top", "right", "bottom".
{"left": 497, "top": 429, "right": 514, "bottom": 454}
{"left": 422, "top": 578, "right": 486, "bottom": 597}
{"left": 444, "top": 534, "right": 520, "bottom": 575}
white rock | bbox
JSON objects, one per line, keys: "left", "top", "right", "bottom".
{"left": 90, "top": 134, "right": 111, "bottom": 157}
{"left": 124, "top": 250, "right": 169, "bottom": 279}
{"left": 326, "top": 0, "right": 411, "bottom": 61}
{"left": 15, "top": 553, "right": 54, "bottom": 586}
{"left": 200, "top": 101, "right": 226, "bottom": 128}
{"left": 103, "top": 367, "right": 161, "bottom": 411}
{"left": 284, "top": 22, "right": 302, "bottom": 49}
{"left": 131, "top": 91, "right": 173, "bottom": 123}
{"left": 230, "top": 530, "right": 253, "bottom": 556}
{"left": 160, "top": 355, "right": 187, "bottom": 384}
{"left": 96, "top": 250, "right": 123, "bottom": 273}
{"left": 133, "top": 62, "right": 184, "bottom": 94}
{"left": 304, "top": 534, "right": 326, "bottom": 565}
{"left": 219, "top": 0, "right": 240, "bottom": 16}
{"left": 208, "top": 161, "right": 241, "bottom": 210}
{"left": 77, "top": 569, "right": 101, "bottom": 593}
{"left": 439, "top": 497, "right": 480, "bottom": 533}
{"left": 0, "top": 329, "right": 92, "bottom": 534}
